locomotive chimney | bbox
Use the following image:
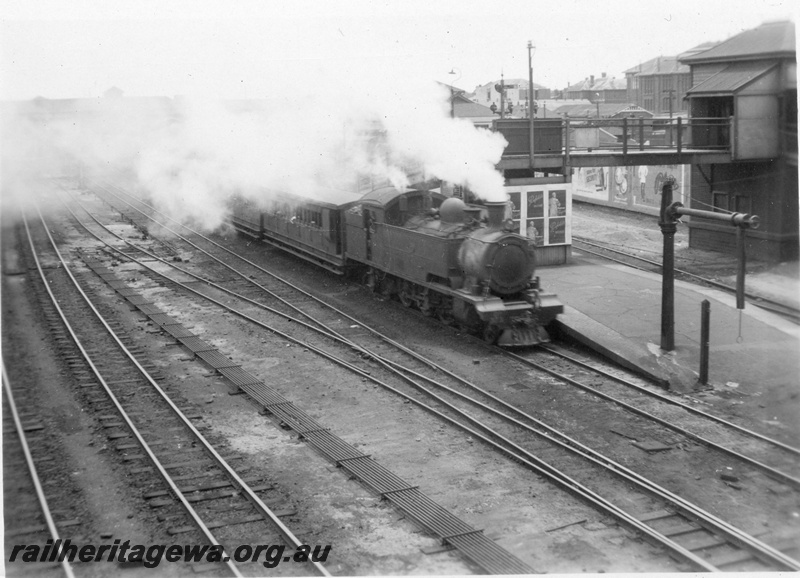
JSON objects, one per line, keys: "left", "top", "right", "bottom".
{"left": 485, "top": 201, "right": 507, "bottom": 228}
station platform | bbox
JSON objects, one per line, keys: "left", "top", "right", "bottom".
{"left": 541, "top": 252, "right": 800, "bottom": 394}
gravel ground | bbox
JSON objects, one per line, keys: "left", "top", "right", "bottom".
{"left": 3, "top": 184, "right": 798, "bottom": 576}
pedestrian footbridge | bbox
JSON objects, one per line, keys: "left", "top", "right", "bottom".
{"left": 495, "top": 117, "right": 737, "bottom": 171}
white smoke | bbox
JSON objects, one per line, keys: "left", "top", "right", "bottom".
{"left": 2, "top": 60, "right": 509, "bottom": 230}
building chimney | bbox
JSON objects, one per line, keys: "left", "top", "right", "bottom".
{"left": 602, "top": 72, "right": 607, "bottom": 78}
{"left": 590, "top": 75, "right": 595, "bottom": 85}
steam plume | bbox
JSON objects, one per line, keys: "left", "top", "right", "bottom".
{"left": 2, "top": 61, "right": 508, "bottom": 230}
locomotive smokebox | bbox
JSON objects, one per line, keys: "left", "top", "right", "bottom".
{"left": 484, "top": 201, "right": 507, "bottom": 228}
{"left": 458, "top": 229, "right": 536, "bottom": 295}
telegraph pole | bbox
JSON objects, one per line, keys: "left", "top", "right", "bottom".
{"left": 528, "top": 41, "right": 535, "bottom": 171}
{"left": 500, "top": 74, "right": 506, "bottom": 120}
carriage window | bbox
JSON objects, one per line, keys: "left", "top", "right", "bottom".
{"left": 289, "top": 206, "right": 323, "bottom": 227}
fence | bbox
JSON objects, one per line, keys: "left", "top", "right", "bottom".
{"left": 493, "top": 117, "right": 733, "bottom": 157}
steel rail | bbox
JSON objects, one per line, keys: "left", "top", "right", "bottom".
{"left": 2, "top": 364, "right": 77, "bottom": 578}
{"left": 60, "top": 191, "right": 535, "bottom": 573}
{"left": 506, "top": 347, "right": 800, "bottom": 490}
{"left": 62, "top": 187, "right": 799, "bottom": 571}
{"left": 20, "top": 206, "right": 245, "bottom": 578}
{"left": 84, "top": 180, "right": 340, "bottom": 336}
{"left": 24, "top": 205, "right": 331, "bottom": 578}
{"left": 365, "top": 347, "right": 800, "bottom": 570}
{"left": 73, "top": 181, "right": 800, "bottom": 566}
{"left": 540, "top": 343, "right": 800, "bottom": 457}
{"left": 572, "top": 236, "right": 800, "bottom": 321}
{"left": 81, "top": 181, "right": 800, "bottom": 480}
{"left": 50, "top": 188, "right": 332, "bottom": 573}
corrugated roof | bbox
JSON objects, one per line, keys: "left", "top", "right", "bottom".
{"left": 454, "top": 100, "right": 495, "bottom": 117}
{"left": 565, "top": 76, "right": 626, "bottom": 92}
{"left": 551, "top": 102, "right": 638, "bottom": 118}
{"left": 678, "top": 42, "right": 720, "bottom": 61}
{"left": 473, "top": 79, "right": 547, "bottom": 92}
{"left": 681, "top": 20, "right": 795, "bottom": 63}
{"left": 686, "top": 61, "right": 777, "bottom": 95}
{"left": 624, "top": 56, "right": 689, "bottom": 76}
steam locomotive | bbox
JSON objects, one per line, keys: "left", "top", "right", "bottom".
{"left": 230, "top": 185, "right": 562, "bottom": 346}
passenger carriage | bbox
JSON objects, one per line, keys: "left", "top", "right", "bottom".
{"left": 230, "top": 188, "right": 363, "bottom": 274}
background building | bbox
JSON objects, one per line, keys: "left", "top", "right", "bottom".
{"left": 470, "top": 79, "right": 551, "bottom": 118}
{"left": 624, "top": 56, "right": 692, "bottom": 117}
{"left": 565, "top": 73, "right": 627, "bottom": 103}
{"left": 680, "top": 19, "right": 797, "bottom": 261}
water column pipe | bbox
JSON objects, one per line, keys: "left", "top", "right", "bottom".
{"left": 659, "top": 178, "right": 759, "bottom": 351}
{"left": 666, "top": 202, "right": 759, "bottom": 310}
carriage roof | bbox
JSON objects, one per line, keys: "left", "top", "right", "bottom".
{"left": 360, "top": 186, "right": 447, "bottom": 208}
{"left": 266, "top": 187, "right": 364, "bottom": 209}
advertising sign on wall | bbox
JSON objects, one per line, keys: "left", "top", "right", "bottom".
{"left": 504, "top": 184, "right": 571, "bottom": 246}
{"left": 572, "top": 165, "right": 687, "bottom": 212}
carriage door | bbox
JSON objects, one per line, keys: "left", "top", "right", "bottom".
{"left": 363, "top": 209, "right": 374, "bottom": 261}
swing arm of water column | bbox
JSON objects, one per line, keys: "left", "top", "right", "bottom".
{"left": 657, "top": 177, "right": 760, "bottom": 380}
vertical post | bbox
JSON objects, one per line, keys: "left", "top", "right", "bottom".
{"left": 622, "top": 117, "right": 628, "bottom": 157}
{"left": 500, "top": 75, "right": 506, "bottom": 120}
{"left": 736, "top": 226, "right": 746, "bottom": 309}
{"left": 677, "top": 117, "right": 683, "bottom": 154}
{"left": 639, "top": 118, "right": 645, "bottom": 151}
{"left": 699, "top": 300, "right": 710, "bottom": 384}
{"left": 564, "top": 118, "right": 571, "bottom": 170}
{"left": 662, "top": 87, "right": 675, "bottom": 146}
{"left": 659, "top": 178, "right": 677, "bottom": 351}
{"left": 528, "top": 41, "right": 535, "bottom": 171}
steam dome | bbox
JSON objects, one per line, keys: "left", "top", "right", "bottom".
{"left": 439, "top": 197, "right": 466, "bottom": 223}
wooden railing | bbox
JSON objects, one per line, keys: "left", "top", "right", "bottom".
{"left": 494, "top": 117, "right": 733, "bottom": 157}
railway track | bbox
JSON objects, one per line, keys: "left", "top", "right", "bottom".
{"left": 572, "top": 236, "right": 800, "bottom": 323}
{"left": 58, "top": 178, "right": 800, "bottom": 571}
{"left": 18, "top": 200, "right": 331, "bottom": 577}
{"left": 2, "top": 365, "right": 77, "bottom": 578}
{"left": 534, "top": 343, "right": 800, "bottom": 472}
{"left": 61, "top": 180, "right": 537, "bottom": 575}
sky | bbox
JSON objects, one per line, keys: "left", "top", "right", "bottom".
{"left": 1, "top": 0, "right": 797, "bottom": 101}
{"left": 0, "top": 0, "right": 796, "bottom": 226}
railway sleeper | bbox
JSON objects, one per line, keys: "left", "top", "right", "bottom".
{"left": 142, "top": 476, "right": 270, "bottom": 499}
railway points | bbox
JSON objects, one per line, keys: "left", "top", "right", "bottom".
{"left": 3, "top": 177, "right": 798, "bottom": 574}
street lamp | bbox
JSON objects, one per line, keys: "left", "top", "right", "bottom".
{"left": 448, "top": 68, "right": 461, "bottom": 119}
